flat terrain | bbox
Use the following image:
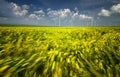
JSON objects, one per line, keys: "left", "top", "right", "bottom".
{"left": 0, "top": 26, "right": 120, "bottom": 77}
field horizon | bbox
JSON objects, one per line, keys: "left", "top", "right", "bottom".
{"left": 0, "top": 24, "right": 120, "bottom": 27}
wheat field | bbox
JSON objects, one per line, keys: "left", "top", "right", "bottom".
{"left": 0, "top": 26, "right": 120, "bottom": 77}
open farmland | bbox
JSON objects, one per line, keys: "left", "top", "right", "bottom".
{"left": 0, "top": 26, "right": 120, "bottom": 77}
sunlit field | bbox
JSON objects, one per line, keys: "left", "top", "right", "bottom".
{"left": 0, "top": 26, "right": 120, "bottom": 77}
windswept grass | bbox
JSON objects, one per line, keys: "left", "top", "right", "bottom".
{"left": 0, "top": 26, "right": 120, "bottom": 77}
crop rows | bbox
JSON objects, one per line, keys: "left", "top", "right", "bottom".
{"left": 0, "top": 27, "right": 120, "bottom": 77}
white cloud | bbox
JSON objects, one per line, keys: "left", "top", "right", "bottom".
{"left": 34, "top": 10, "right": 45, "bottom": 16}
{"left": 0, "top": 0, "right": 94, "bottom": 25}
{"left": 11, "top": 2, "right": 29, "bottom": 16}
{"left": 74, "top": 7, "right": 79, "bottom": 12}
{"left": 59, "top": 9, "right": 71, "bottom": 18}
{"left": 48, "top": 8, "right": 93, "bottom": 20}
{"left": 29, "top": 14, "right": 40, "bottom": 20}
{"left": 111, "top": 4, "right": 120, "bottom": 13}
{"left": 72, "top": 12, "right": 79, "bottom": 18}
{"left": 46, "top": 8, "right": 93, "bottom": 25}
{"left": 47, "top": 10, "right": 59, "bottom": 17}
{"left": 98, "top": 9, "right": 111, "bottom": 17}
{"left": 22, "top": 5, "right": 29, "bottom": 10}
{"left": 79, "top": 14, "right": 93, "bottom": 19}
{"left": 98, "top": 3, "right": 120, "bottom": 17}
{"left": 28, "top": 10, "right": 45, "bottom": 20}
{"left": 72, "top": 13, "right": 93, "bottom": 19}
{"left": 34, "top": 10, "right": 44, "bottom": 14}
{"left": 47, "top": 9, "right": 71, "bottom": 18}
{"left": 47, "top": 8, "right": 51, "bottom": 11}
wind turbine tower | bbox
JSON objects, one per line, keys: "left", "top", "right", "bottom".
{"left": 58, "top": 16, "right": 61, "bottom": 26}
{"left": 91, "top": 18, "right": 94, "bottom": 26}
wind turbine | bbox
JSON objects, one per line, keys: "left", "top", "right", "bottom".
{"left": 70, "top": 17, "right": 73, "bottom": 26}
{"left": 58, "top": 15, "right": 61, "bottom": 26}
{"left": 91, "top": 18, "right": 94, "bottom": 26}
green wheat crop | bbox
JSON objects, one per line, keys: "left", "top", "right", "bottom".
{"left": 0, "top": 26, "right": 120, "bottom": 77}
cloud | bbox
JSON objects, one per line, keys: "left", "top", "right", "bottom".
{"left": 47, "top": 10, "right": 59, "bottom": 17}
{"left": 22, "top": 5, "right": 30, "bottom": 10}
{"left": 47, "top": 9, "right": 72, "bottom": 25}
{"left": 72, "top": 12, "right": 79, "bottom": 18}
{"left": 98, "top": 9, "right": 111, "bottom": 17}
{"left": 47, "top": 9, "right": 71, "bottom": 18}
{"left": 48, "top": 8, "right": 93, "bottom": 19}
{"left": 48, "top": 8, "right": 72, "bottom": 20}
{"left": 0, "top": 0, "right": 94, "bottom": 25}
{"left": 34, "top": 10, "right": 45, "bottom": 16}
{"left": 28, "top": 10, "right": 45, "bottom": 20}
{"left": 79, "top": 14, "right": 93, "bottom": 19}
{"left": 47, "top": 8, "right": 51, "bottom": 11}
{"left": 72, "top": 13, "right": 93, "bottom": 19}
{"left": 11, "top": 2, "right": 29, "bottom": 17}
{"left": 59, "top": 9, "right": 71, "bottom": 18}
{"left": 111, "top": 4, "right": 120, "bottom": 13}
{"left": 46, "top": 8, "right": 93, "bottom": 25}
{"left": 34, "top": 10, "right": 44, "bottom": 14}
{"left": 28, "top": 14, "right": 40, "bottom": 20}
{"left": 28, "top": 14, "right": 44, "bottom": 20}
{"left": 98, "top": 3, "right": 120, "bottom": 17}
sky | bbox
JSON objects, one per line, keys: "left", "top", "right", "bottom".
{"left": 0, "top": 0, "right": 120, "bottom": 26}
